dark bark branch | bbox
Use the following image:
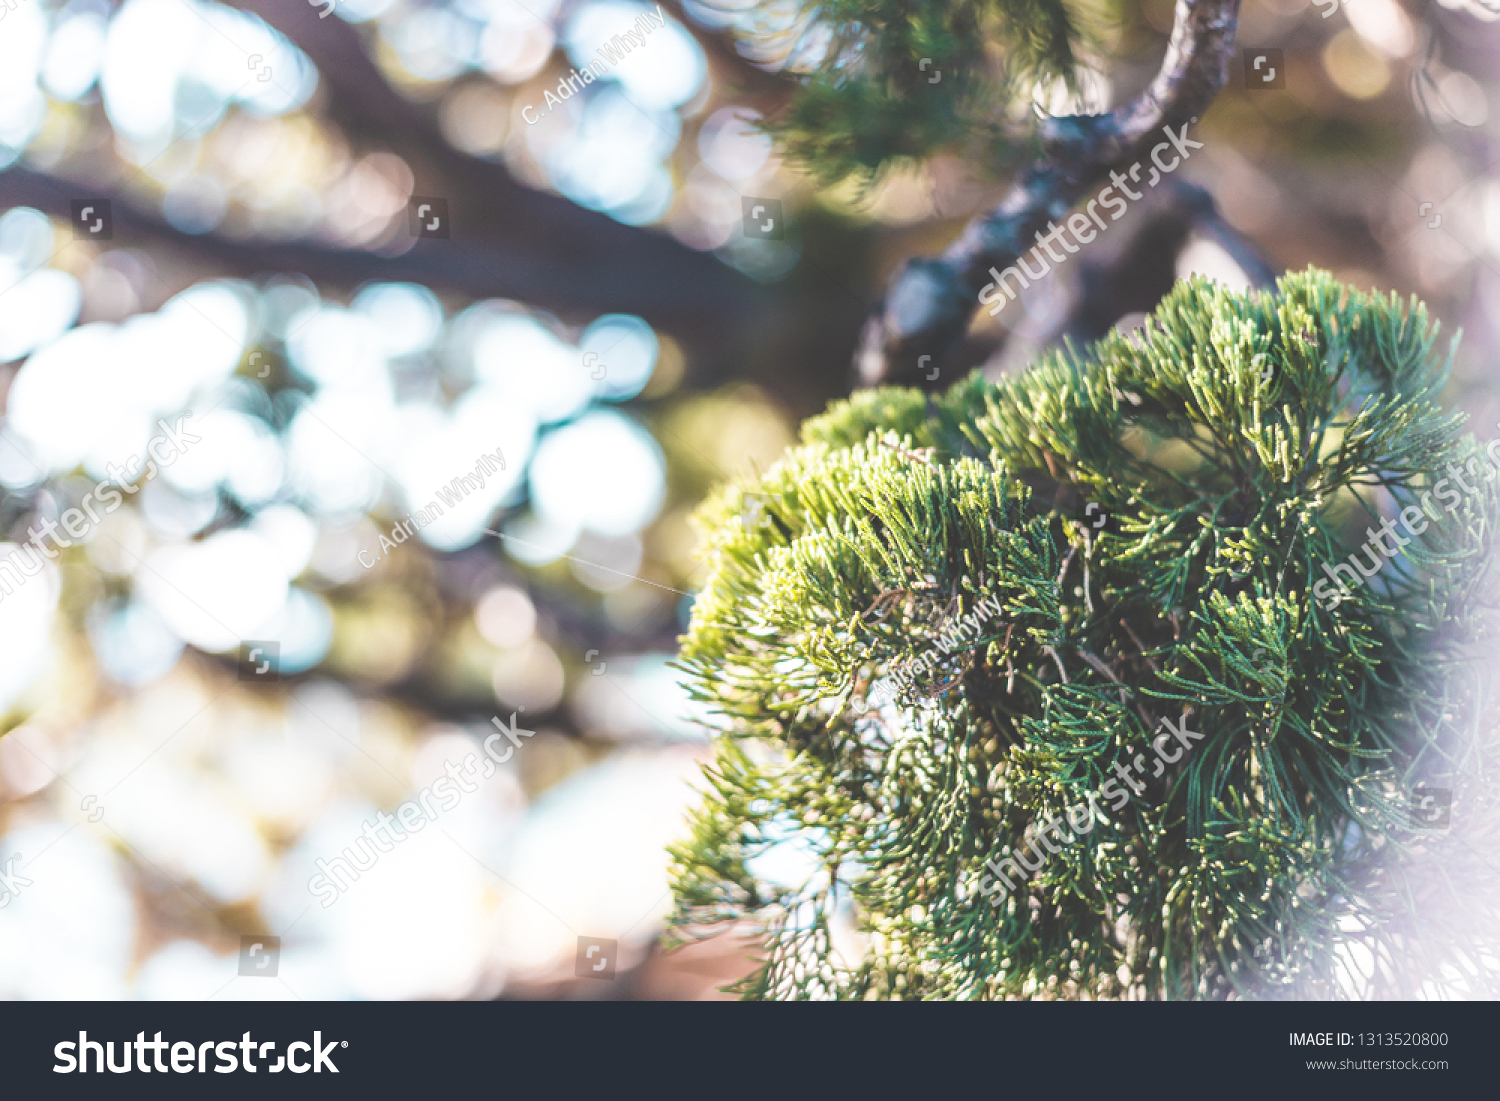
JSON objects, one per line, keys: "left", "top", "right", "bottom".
{"left": 207, "top": 0, "right": 811, "bottom": 389}
{"left": 1025, "top": 177, "right": 1276, "bottom": 353}
{"left": 855, "top": 0, "right": 1243, "bottom": 388}
{"left": 1179, "top": 180, "right": 1277, "bottom": 288}
{"left": 224, "top": 0, "right": 754, "bottom": 269}
{"left": 225, "top": 0, "right": 577, "bottom": 257}
{"left": 0, "top": 164, "right": 759, "bottom": 328}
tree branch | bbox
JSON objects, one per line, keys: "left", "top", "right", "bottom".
{"left": 1027, "top": 177, "right": 1276, "bottom": 353}
{"left": 225, "top": 0, "right": 764, "bottom": 268}
{"left": 0, "top": 164, "right": 758, "bottom": 328}
{"left": 225, "top": 0, "right": 577, "bottom": 257}
{"left": 854, "top": 0, "right": 1243, "bottom": 388}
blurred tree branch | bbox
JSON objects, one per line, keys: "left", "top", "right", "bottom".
{"left": 854, "top": 0, "right": 1244, "bottom": 389}
{"left": 228, "top": 0, "right": 790, "bottom": 254}
{"left": 0, "top": 164, "right": 770, "bottom": 381}
{"left": 226, "top": 0, "right": 634, "bottom": 258}
{"left": 0, "top": 0, "right": 824, "bottom": 387}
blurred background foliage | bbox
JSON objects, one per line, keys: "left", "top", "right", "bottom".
{"left": 0, "top": 0, "right": 1496, "bottom": 999}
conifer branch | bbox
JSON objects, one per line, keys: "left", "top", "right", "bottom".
{"left": 855, "top": 0, "right": 1243, "bottom": 388}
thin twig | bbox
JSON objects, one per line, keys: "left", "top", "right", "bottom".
{"left": 1003, "top": 622, "right": 1016, "bottom": 694}
{"left": 878, "top": 437, "right": 940, "bottom": 464}
{"left": 916, "top": 651, "right": 977, "bottom": 698}
{"left": 1081, "top": 527, "right": 1096, "bottom": 616}
{"left": 1078, "top": 648, "right": 1122, "bottom": 684}
{"left": 863, "top": 588, "right": 910, "bottom": 623}
{"left": 1043, "top": 645, "right": 1070, "bottom": 684}
{"left": 1056, "top": 543, "right": 1077, "bottom": 592}
{"left": 1120, "top": 617, "right": 1162, "bottom": 674}
{"left": 1079, "top": 646, "right": 1130, "bottom": 706}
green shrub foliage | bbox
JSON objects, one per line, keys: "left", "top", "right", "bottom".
{"left": 669, "top": 270, "right": 1500, "bottom": 999}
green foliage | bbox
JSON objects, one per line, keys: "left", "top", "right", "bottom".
{"left": 761, "top": 0, "right": 1088, "bottom": 186}
{"left": 668, "top": 270, "right": 1500, "bottom": 999}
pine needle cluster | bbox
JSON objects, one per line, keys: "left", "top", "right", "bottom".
{"left": 669, "top": 270, "right": 1500, "bottom": 999}
{"left": 757, "top": 0, "right": 1088, "bottom": 186}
